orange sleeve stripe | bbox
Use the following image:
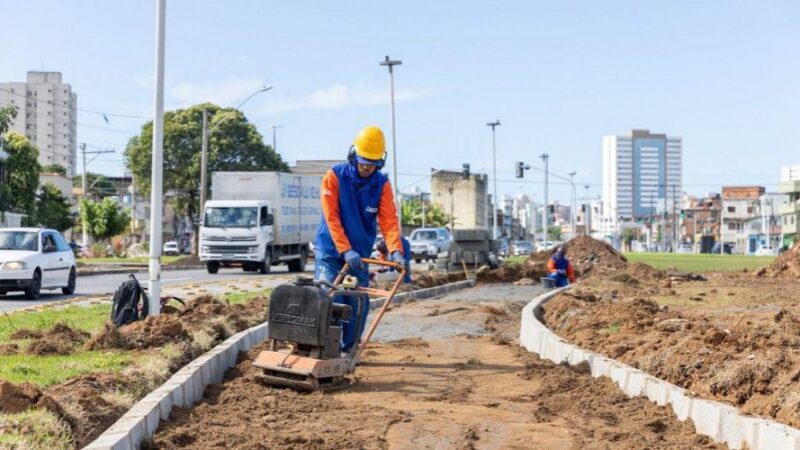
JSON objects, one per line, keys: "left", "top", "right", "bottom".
{"left": 320, "top": 170, "right": 352, "bottom": 254}
{"left": 567, "top": 263, "right": 576, "bottom": 282}
{"left": 377, "top": 181, "right": 403, "bottom": 254}
{"left": 547, "top": 258, "right": 556, "bottom": 274}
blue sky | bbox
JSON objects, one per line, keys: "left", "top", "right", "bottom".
{"left": 2, "top": 0, "right": 799, "bottom": 204}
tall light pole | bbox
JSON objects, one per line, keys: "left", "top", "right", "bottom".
{"left": 584, "top": 185, "right": 590, "bottom": 236}
{"left": 380, "top": 56, "right": 403, "bottom": 230}
{"left": 196, "top": 86, "right": 273, "bottom": 255}
{"left": 540, "top": 153, "right": 549, "bottom": 247}
{"left": 148, "top": 0, "right": 167, "bottom": 316}
{"left": 569, "top": 171, "right": 577, "bottom": 240}
{"left": 270, "top": 124, "right": 284, "bottom": 153}
{"left": 486, "top": 120, "right": 501, "bottom": 239}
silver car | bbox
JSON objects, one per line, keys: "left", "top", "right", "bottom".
{"left": 409, "top": 228, "right": 452, "bottom": 263}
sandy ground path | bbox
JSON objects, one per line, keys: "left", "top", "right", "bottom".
{"left": 146, "top": 285, "right": 723, "bottom": 450}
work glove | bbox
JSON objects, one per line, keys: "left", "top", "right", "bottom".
{"left": 344, "top": 250, "right": 363, "bottom": 270}
{"left": 557, "top": 269, "right": 567, "bottom": 275}
{"left": 391, "top": 251, "right": 404, "bottom": 265}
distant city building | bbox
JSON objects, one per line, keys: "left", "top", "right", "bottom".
{"left": 430, "top": 170, "right": 488, "bottom": 230}
{"left": 602, "top": 129, "right": 682, "bottom": 248}
{"left": 779, "top": 165, "right": 800, "bottom": 248}
{"left": 0, "top": 71, "right": 77, "bottom": 176}
{"left": 720, "top": 186, "right": 765, "bottom": 254}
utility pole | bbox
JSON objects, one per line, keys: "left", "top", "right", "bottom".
{"left": 486, "top": 120, "right": 501, "bottom": 239}
{"left": 79, "top": 142, "right": 113, "bottom": 248}
{"left": 380, "top": 55, "right": 403, "bottom": 231}
{"left": 649, "top": 191, "right": 654, "bottom": 250}
{"left": 672, "top": 184, "right": 677, "bottom": 252}
{"left": 540, "top": 153, "right": 549, "bottom": 247}
{"left": 271, "top": 125, "right": 284, "bottom": 153}
{"left": 569, "top": 171, "right": 576, "bottom": 240}
{"left": 584, "top": 185, "right": 590, "bottom": 237}
{"left": 148, "top": 0, "right": 167, "bottom": 317}
{"left": 130, "top": 173, "right": 136, "bottom": 237}
{"left": 420, "top": 191, "right": 426, "bottom": 228}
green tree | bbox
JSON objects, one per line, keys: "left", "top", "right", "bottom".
{"left": 29, "top": 183, "right": 74, "bottom": 231}
{"left": 41, "top": 164, "right": 67, "bottom": 176}
{"left": 547, "top": 226, "right": 562, "bottom": 241}
{"left": 72, "top": 171, "right": 115, "bottom": 198}
{"left": 124, "top": 103, "right": 288, "bottom": 222}
{"left": 400, "top": 198, "right": 450, "bottom": 227}
{"left": 79, "top": 197, "right": 129, "bottom": 242}
{"left": 0, "top": 106, "right": 17, "bottom": 136}
{"left": 0, "top": 132, "right": 41, "bottom": 215}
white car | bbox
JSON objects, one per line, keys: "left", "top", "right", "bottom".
{"left": 163, "top": 241, "right": 180, "bottom": 256}
{"left": 0, "top": 228, "right": 77, "bottom": 299}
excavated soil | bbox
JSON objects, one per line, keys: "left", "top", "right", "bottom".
{"left": 86, "top": 295, "right": 268, "bottom": 351}
{"left": 27, "top": 323, "right": 91, "bottom": 356}
{"left": 544, "top": 267, "right": 800, "bottom": 428}
{"left": 147, "top": 286, "right": 722, "bottom": 449}
{"left": 757, "top": 242, "right": 800, "bottom": 278}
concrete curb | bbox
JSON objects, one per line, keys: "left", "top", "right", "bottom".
{"left": 83, "top": 278, "right": 475, "bottom": 450}
{"left": 520, "top": 287, "right": 800, "bottom": 450}
{"left": 77, "top": 265, "right": 204, "bottom": 277}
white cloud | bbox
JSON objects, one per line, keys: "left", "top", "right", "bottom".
{"left": 168, "top": 77, "right": 268, "bottom": 107}
{"left": 261, "top": 84, "right": 433, "bottom": 114}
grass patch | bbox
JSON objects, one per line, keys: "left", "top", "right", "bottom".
{"left": 0, "top": 408, "right": 74, "bottom": 450}
{"left": 0, "top": 350, "right": 131, "bottom": 386}
{"left": 0, "top": 304, "right": 111, "bottom": 342}
{"left": 624, "top": 253, "right": 774, "bottom": 272}
{"left": 224, "top": 288, "right": 273, "bottom": 305}
{"left": 78, "top": 255, "right": 181, "bottom": 265}
{"left": 503, "top": 255, "right": 527, "bottom": 266}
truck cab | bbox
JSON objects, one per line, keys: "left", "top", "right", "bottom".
{"left": 200, "top": 200, "right": 276, "bottom": 274}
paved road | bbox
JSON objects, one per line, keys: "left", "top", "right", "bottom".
{"left": 0, "top": 265, "right": 311, "bottom": 313}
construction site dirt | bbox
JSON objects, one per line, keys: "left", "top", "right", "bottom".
{"left": 544, "top": 259, "right": 800, "bottom": 430}
{"left": 145, "top": 285, "right": 722, "bottom": 449}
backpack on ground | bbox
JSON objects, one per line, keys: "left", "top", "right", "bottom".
{"left": 110, "top": 274, "right": 149, "bottom": 326}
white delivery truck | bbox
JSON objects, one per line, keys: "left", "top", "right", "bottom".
{"left": 199, "top": 171, "right": 322, "bottom": 274}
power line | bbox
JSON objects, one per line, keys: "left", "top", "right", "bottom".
{"left": 0, "top": 87, "right": 148, "bottom": 120}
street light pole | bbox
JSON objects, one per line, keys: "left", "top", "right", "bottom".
{"left": 148, "top": 0, "right": 167, "bottom": 316}
{"left": 584, "top": 185, "right": 590, "bottom": 236}
{"left": 271, "top": 125, "right": 284, "bottom": 153}
{"left": 540, "top": 153, "right": 549, "bottom": 247}
{"left": 569, "top": 171, "right": 576, "bottom": 240}
{"left": 380, "top": 56, "right": 403, "bottom": 231}
{"left": 486, "top": 120, "right": 501, "bottom": 239}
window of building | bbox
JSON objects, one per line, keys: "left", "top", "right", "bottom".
{"left": 747, "top": 206, "right": 753, "bottom": 214}
{"left": 728, "top": 223, "right": 736, "bottom": 230}
{"left": 728, "top": 206, "right": 735, "bottom": 213}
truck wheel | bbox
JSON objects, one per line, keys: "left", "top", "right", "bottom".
{"left": 207, "top": 261, "right": 219, "bottom": 274}
{"left": 288, "top": 248, "right": 308, "bottom": 273}
{"left": 259, "top": 250, "right": 272, "bottom": 274}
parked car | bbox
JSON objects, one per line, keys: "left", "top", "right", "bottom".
{"left": 513, "top": 240, "right": 535, "bottom": 256}
{"left": 498, "top": 239, "right": 510, "bottom": 258}
{"left": 409, "top": 227, "right": 452, "bottom": 263}
{"left": 0, "top": 228, "right": 77, "bottom": 299}
{"left": 163, "top": 241, "right": 180, "bottom": 256}
{"left": 676, "top": 243, "right": 693, "bottom": 254}
{"left": 755, "top": 245, "right": 776, "bottom": 256}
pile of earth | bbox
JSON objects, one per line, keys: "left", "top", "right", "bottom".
{"left": 6, "top": 323, "right": 91, "bottom": 356}
{"left": 543, "top": 276, "right": 800, "bottom": 427}
{"left": 524, "top": 236, "right": 628, "bottom": 278}
{"left": 756, "top": 242, "right": 800, "bottom": 278}
{"left": 86, "top": 295, "right": 268, "bottom": 351}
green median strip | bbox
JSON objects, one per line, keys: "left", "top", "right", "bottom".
{"left": 623, "top": 253, "right": 775, "bottom": 272}
{"left": 0, "top": 350, "right": 131, "bottom": 386}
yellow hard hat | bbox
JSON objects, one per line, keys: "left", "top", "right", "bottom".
{"left": 353, "top": 126, "right": 386, "bottom": 162}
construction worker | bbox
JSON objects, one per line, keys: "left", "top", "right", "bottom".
{"left": 373, "top": 237, "right": 412, "bottom": 283}
{"left": 547, "top": 246, "right": 576, "bottom": 287}
{"left": 314, "top": 125, "right": 404, "bottom": 352}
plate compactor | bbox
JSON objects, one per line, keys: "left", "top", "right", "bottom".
{"left": 253, "top": 258, "right": 405, "bottom": 391}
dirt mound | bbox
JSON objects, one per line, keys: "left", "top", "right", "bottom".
{"left": 0, "top": 381, "right": 64, "bottom": 417}
{"left": 0, "top": 343, "right": 19, "bottom": 355}
{"left": 526, "top": 236, "right": 628, "bottom": 278}
{"left": 476, "top": 263, "right": 546, "bottom": 284}
{"left": 27, "top": 323, "right": 91, "bottom": 356}
{"left": 86, "top": 295, "right": 269, "bottom": 351}
{"left": 412, "top": 271, "right": 469, "bottom": 289}
{"left": 9, "top": 328, "right": 43, "bottom": 340}
{"left": 758, "top": 242, "right": 800, "bottom": 278}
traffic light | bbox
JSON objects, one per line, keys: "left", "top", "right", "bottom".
{"left": 515, "top": 161, "right": 524, "bottom": 178}
{"left": 462, "top": 163, "right": 470, "bottom": 179}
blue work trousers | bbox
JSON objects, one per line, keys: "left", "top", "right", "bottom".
{"left": 315, "top": 254, "right": 370, "bottom": 352}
